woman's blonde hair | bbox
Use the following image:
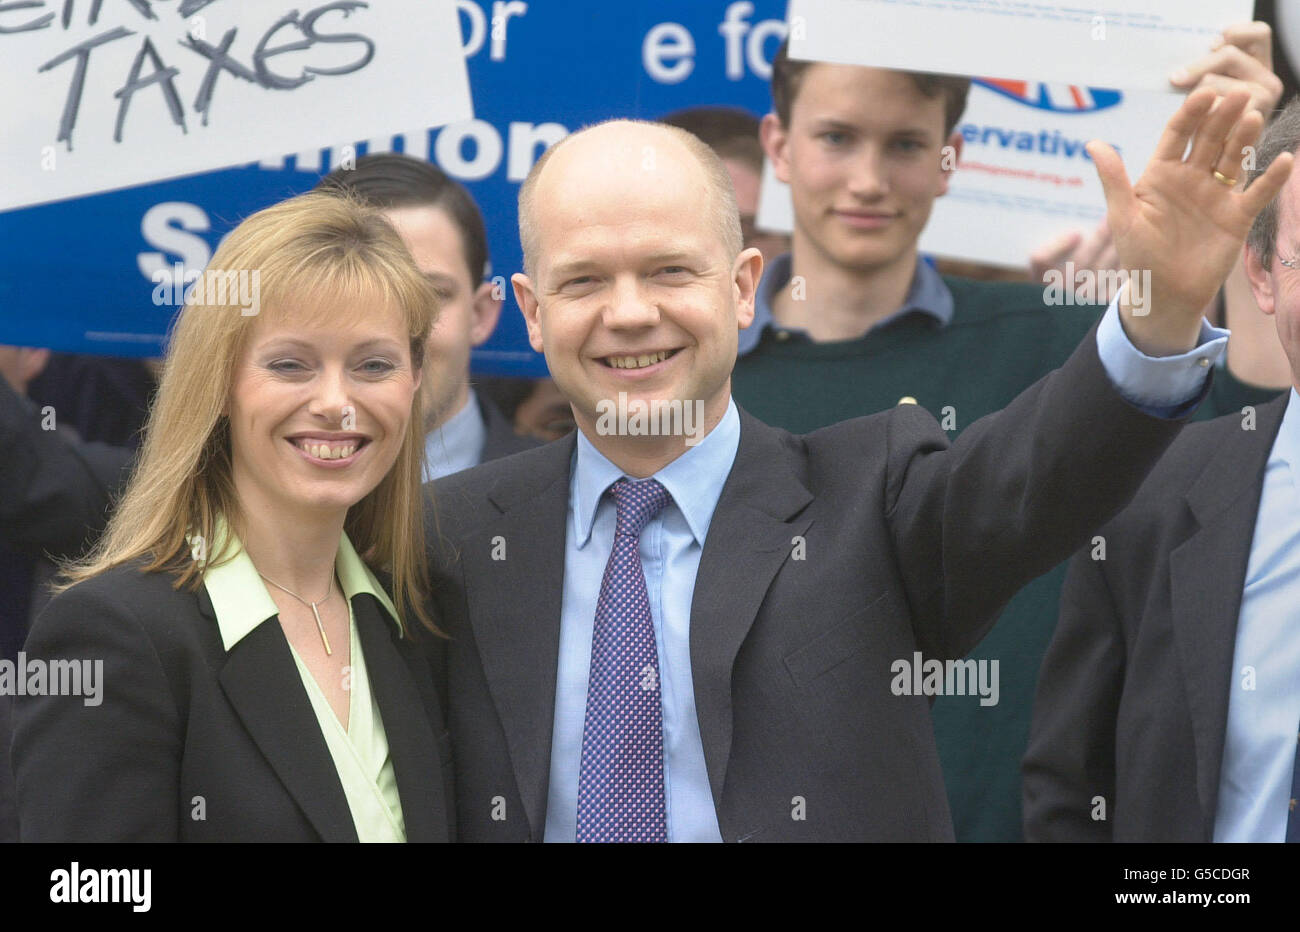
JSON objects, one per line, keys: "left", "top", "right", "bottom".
{"left": 57, "top": 190, "right": 440, "bottom": 635}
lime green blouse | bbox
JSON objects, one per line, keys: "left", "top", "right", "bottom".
{"left": 199, "top": 520, "right": 406, "bottom": 842}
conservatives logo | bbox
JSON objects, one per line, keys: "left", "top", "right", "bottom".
{"left": 973, "top": 79, "right": 1123, "bottom": 114}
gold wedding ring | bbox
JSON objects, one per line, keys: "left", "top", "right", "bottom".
{"left": 1213, "top": 169, "right": 1238, "bottom": 187}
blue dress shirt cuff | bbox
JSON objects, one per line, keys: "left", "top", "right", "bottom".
{"left": 1094, "top": 290, "right": 1227, "bottom": 418}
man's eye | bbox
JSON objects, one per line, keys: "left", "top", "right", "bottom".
{"left": 659, "top": 266, "right": 689, "bottom": 276}
{"left": 564, "top": 276, "right": 595, "bottom": 288}
{"left": 892, "top": 139, "right": 925, "bottom": 153}
{"left": 822, "top": 131, "right": 848, "bottom": 146}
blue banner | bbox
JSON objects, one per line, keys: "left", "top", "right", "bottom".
{"left": 0, "top": 0, "right": 788, "bottom": 377}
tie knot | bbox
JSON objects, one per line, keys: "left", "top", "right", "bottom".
{"left": 609, "top": 478, "right": 671, "bottom": 539}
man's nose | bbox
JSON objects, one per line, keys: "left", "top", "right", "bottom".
{"left": 846, "top": 146, "right": 889, "bottom": 199}
{"left": 603, "top": 277, "right": 661, "bottom": 329}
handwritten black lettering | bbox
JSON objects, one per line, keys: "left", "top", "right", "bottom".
{"left": 0, "top": 1, "right": 53, "bottom": 34}
{"left": 183, "top": 26, "right": 258, "bottom": 126}
{"left": 38, "top": 24, "right": 134, "bottom": 149}
{"left": 253, "top": 10, "right": 313, "bottom": 89}
{"left": 300, "top": 2, "right": 373, "bottom": 77}
{"left": 113, "top": 35, "right": 186, "bottom": 142}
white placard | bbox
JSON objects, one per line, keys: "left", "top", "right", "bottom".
{"left": 788, "top": 0, "right": 1253, "bottom": 94}
{"left": 1, "top": 1, "right": 472, "bottom": 212}
{"left": 757, "top": 79, "right": 1181, "bottom": 269}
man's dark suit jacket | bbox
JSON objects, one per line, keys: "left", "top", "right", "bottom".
{"left": 1023, "top": 392, "right": 1290, "bottom": 842}
{"left": 11, "top": 562, "right": 454, "bottom": 842}
{"left": 425, "top": 326, "right": 1195, "bottom": 841}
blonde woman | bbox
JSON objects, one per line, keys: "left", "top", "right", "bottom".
{"left": 12, "top": 192, "right": 452, "bottom": 842}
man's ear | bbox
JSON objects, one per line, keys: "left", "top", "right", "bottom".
{"left": 512, "top": 272, "right": 546, "bottom": 353}
{"left": 760, "top": 112, "right": 792, "bottom": 184}
{"left": 732, "top": 247, "right": 764, "bottom": 331}
{"left": 1243, "top": 243, "right": 1277, "bottom": 316}
{"left": 469, "top": 279, "right": 505, "bottom": 347}
{"left": 937, "top": 131, "right": 963, "bottom": 197}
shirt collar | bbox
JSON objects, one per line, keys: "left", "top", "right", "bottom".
{"left": 738, "top": 252, "right": 954, "bottom": 355}
{"left": 197, "top": 514, "right": 401, "bottom": 652}
{"left": 423, "top": 389, "right": 486, "bottom": 481}
{"left": 1270, "top": 388, "right": 1300, "bottom": 471}
{"left": 570, "top": 397, "right": 742, "bottom": 548}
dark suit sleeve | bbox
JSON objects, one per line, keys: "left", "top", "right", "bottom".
{"left": 883, "top": 323, "right": 1190, "bottom": 660}
{"left": 11, "top": 581, "right": 182, "bottom": 841}
{"left": 1021, "top": 547, "right": 1123, "bottom": 841}
{"left": 0, "top": 376, "right": 133, "bottom": 559}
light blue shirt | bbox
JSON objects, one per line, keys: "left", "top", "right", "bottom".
{"left": 545, "top": 398, "right": 739, "bottom": 843}
{"left": 546, "top": 293, "right": 1225, "bottom": 842}
{"left": 1214, "top": 389, "right": 1300, "bottom": 842}
{"left": 423, "top": 390, "right": 486, "bottom": 482}
{"left": 737, "top": 253, "right": 953, "bottom": 356}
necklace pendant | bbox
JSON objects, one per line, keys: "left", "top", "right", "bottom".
{"left": 310, "top": 602, "right": 333, "bottom": 656}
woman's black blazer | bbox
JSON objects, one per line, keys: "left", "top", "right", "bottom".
{"left": 11, "top": 561, "right": 453, "bottom": 842}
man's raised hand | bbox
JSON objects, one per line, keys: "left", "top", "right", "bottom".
{"left": 1089, "top": 87, "right": 1292, "bottom": 356}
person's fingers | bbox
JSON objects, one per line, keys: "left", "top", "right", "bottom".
{"left": 1213, "top": 108, "right": 1264, "bottom": 186}
{"left": 1152, "top": 87, "right": 1218, "bottom": 162}
{"left": 1095, "top": 243, "right": 1120, "bottom": 275}
{"left": 1029, "top": 230, "right": 1080, "bottom": 273}
{"left": 1220, "top": 21, "right": 1274, "bottom": 70}
{"left": 1188, "top": 90, "right": 1249, "bottom": 169}
{"left": 1173, "top": 45, "right": 1273, "bottom": 87}
{"left": 1087, "top": 140, "right": 1134, "bottom": 229}
{"left": 1189, "top": 72, "right": 1282, "bottom": 117}
{"left": 1241, "top": 152, "right": 1295, "bottom": 220}
{"left": 1075, "top": 219, "right": 1113, "bottom": 269}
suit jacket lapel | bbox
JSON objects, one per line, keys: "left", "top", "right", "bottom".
{"left": 690, "top": 409, "right": 813, "bottom": 809}
{"left": 457, "top": 435, "right": 574, "bottom": 837}
{"left": 207, "top": 590, "right": 357, "bottom": 842}
{"left": 353, "top": 593, "right": 448, "bottom": 842}
{"left": 1170, "top": 394, "right": 1289, "bottom": 838}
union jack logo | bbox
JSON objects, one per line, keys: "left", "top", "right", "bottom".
{"left": 973, "top": 79, "right": 1123, "bottom": 113}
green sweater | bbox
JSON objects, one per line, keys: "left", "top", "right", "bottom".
{"left": 732, "top": 275, "right": 1284, "bottom": 842}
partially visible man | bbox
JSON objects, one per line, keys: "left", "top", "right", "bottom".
{"left": 425, "top": 86, "right": 1288, "bottom": 841}
{"left": 317, "top": 154, "right": 536, "bottom": 478}
{"left": 0, "top": 346, "right": 133, "bottom": 843}
{"left": 1024, "top": 95, "right": 1300, "bottom": 843}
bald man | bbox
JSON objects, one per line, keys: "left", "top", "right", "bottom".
{"left": 424, "top": 94, "right": 1290, "bottom": 842}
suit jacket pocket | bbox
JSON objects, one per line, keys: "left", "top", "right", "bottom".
{"left": 783, "top": 594, "right": 884, "bottom": 688}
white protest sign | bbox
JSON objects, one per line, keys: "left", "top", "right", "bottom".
{"left": 787, "top": 0, "right": 1252, "bottom": 94}
{"left": 1, "top": 0, "right": 472, "bottom": 212}
{"left": 757, "top": 79, "right": 1181, "bottom": 269}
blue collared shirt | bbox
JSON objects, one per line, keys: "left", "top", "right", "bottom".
{"left": 547, "top": 293, "right": 1224, "bottom": 842}
{"left": 1215, "top": 389, "right": 1300, "bottom": 842}
{"left": 545, "top": 399, "right": 740, "bottom": 842}
{"left": 422, "top": 390, "right": 487, "bottom": 482}
{"left": 737, "top": 253, "right": 954, "bottom": 356}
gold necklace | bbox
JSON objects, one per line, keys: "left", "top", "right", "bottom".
{"left": 258, "top": 571, "right": 336, "bottom": 656}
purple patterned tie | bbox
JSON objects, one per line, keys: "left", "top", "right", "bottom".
{"left": 576, "top": 477, "right": 672, "bottom": 843}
